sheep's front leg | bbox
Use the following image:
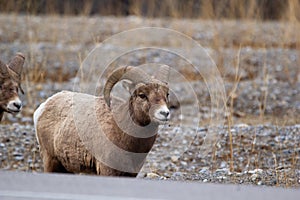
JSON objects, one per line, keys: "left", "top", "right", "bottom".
{"left": 42, "top": 154, "right": 70, "bottom": 173}
{"left": 96, "top": 163, "right": 137, "bottom": 177}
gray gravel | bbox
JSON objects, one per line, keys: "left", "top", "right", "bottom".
{"left": 141, "top": 124, "right": 300, "bottom": 187}
{"left": 0, "top": 123, "right": 299, "bottom": 187}
{"left": 0, "top": 124, "right": 40, "bottom": 172}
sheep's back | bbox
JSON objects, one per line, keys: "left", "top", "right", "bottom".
{"left": 36, "top": 91, "right": 115, "bottom": 174}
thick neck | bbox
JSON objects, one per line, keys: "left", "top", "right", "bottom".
{"left": 115, "top": 101, "right": 158, "bottom": 134}
{"left": 111, "top": 101, "right": 159, "bottom": 153}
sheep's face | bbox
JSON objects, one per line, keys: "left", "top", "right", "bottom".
{"left": 128, "top": 82, "right": 170, "bottom": 125}
{"left": 0, "top": 78, "right": 22, "bottom": 113}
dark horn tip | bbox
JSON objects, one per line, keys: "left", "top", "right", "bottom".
{"left": 106, "top": 101, "right": 111, "bottom": 107}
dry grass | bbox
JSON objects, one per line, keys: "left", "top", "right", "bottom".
{"left": 1, "top": 0, "right": 300, "bottom": 21}
{"left": 0, "top": 13, "right": 298, "bottom": 125}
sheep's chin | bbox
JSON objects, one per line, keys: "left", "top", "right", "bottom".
{"left": 152, "top": 117, "right": 169, "bottom": 125}
{"left": 7, "top": 108, "right": 21, "bottom": 113}
{"left": 1, "top": 105, "right": 20, "bottom": 114}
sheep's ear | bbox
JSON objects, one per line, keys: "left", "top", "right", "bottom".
{"left": 7, "top": 53, "right": 25, "bottom": 82}
{"left": 122, "top": 80, "right": 135, "bottom": 94}
{"left": 0, "top": 60, "right": 9, "bottom": 78}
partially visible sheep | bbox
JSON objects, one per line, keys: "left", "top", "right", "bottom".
{"left": 34, "top": 66, "right": 170, "bottom": 176}
{"left": 0, "top": 53, "right": 25, "bottom": 121}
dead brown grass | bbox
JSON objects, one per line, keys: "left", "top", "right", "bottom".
{"left": 1, "top": 0, "right": 300, "bottom": 21}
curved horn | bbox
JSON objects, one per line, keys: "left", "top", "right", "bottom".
{"left": 154, "top": 65, "right": 170, "bottom": 83}
{"left": 0, "top": 59, "right": 9, "bottom": 78}
{"left": 7, "top": 53, "right": 25, "bottom": 81}
{"left": 104, "top": 66, "right": 152, "bottom": 107}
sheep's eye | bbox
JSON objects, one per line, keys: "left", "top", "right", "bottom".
{"left": 167, "top": 92, "right": 169, "bottom": 98}
{"left": 138, "top": 93, "right": 147, "bottom": 99}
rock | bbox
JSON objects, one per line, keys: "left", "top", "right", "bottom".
{"left": 172, "top": 172, "right": 183, "bottom": 177}
{"left": 146, "top": 173, "right": 160, "bottom": 179}
{"left": 171, "top": 156, "right": 179, "bottom": 162}
{"left": 257, "top": 181, "right": 262, "bottom": 185}
{"left": 14, "top": 155, "right": 24, "bottom": 161}
{"left": 250, "top": 174, "right": 259, "bottom": 181}
{"left": 199, "top": 167, "right": 210, "bottom": 175}
{"left": 247, "top": 169, "right": 263, "bottom": 174}
{"left": 220, "top": 161, "right": 228, "bottom": 168}
{"left": 180, "top": 161, "right": 187, "bottom": 166}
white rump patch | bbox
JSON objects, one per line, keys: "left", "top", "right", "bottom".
{"left": 33, "top": 92, "right": 66, "bottom": 144}
{"left": 33, "top": 101, "right": 47, "bottom": 145}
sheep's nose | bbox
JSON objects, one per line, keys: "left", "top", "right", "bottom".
{"left": 160, "top": 110, "right": 169, "bottom": 118}
{"left": 13, "top": 102, "right": 22, "bottom": 109}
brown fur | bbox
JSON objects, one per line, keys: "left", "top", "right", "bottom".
{"left": 35, "top": 82, "right": 169, "bottom": 177}
{"left": 0, "top": 65, "right": 23, "bottom": 121}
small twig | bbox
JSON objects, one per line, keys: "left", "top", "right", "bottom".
{"left": 226, "top": 44, "right": 242, "bottom": 172}
{"left": 272, "top": 152, "right": 279, "bottom": 186}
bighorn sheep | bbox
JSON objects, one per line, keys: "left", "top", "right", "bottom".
{"left": 34, "top": 66, "right": 170, "bottom": 177}
{"left": 0, "top": 53, "right": 25, "bottom": 121}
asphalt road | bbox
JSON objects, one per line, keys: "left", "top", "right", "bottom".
{"left": 0, "top": 171, "right": 299, "bottom": 200}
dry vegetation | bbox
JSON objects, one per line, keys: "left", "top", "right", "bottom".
{"left": 1, "top": 0, "right": 300, "bottom": 20}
